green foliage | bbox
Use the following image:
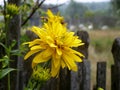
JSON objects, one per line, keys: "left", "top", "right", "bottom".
{"left": 84, "top": 2, "right": 110, "bottom": 12}
{"left": 0, "top": 40, "right": 20, "bottom": 56}
{"left": 65, "top": 0, "right": 88, "bottom": 19}
{"left": 20, "top": 0, "right": 35, "bottom": 26}
{"left": 112, "top": 0, "right": 120, "bottom": 16}
{"left": 0, "top": 68, "right": 16, "bottom": 79}
{"left": 91, "top": 38, "right": 113, "bottom": 53}
{"left": 0, "top": 29, "right": 5, "bottom": 42}
{"left": 84, "top": 10, "right": 95, "bottom": 18}
{"left": 0, "top": 40, "right": 22, "bottom": 80}
{"left": 60, "top": 2, "right": 112, "bottom": 18}
{"left": 59, "top": 1, "right": 115, "bottom": 28}
{"left": 0, "top": 0, "right": 46, "bottom": 89}
{"left": 0, "top": 55, "right": 9, "bottom": 68}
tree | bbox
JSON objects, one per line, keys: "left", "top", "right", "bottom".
{"left": 84, "top": 10, "right": 95, "bottom": 18}
{"left": 65, "top": 0, "right": 88, "bottom": 25}
{"left": 111, "top": 0, "right": 120, "bottom": 16}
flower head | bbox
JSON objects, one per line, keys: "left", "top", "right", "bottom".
{"left": 24, "top": 10, "right": 84, "bottom": 77}
{"left": 6, "top": 4, "right": 19, "bottom": 16}
{"left": 41, "top": 10, "right": 65, "bottom": 26}
{"left": 32, "top": 65, "right": 50, "bottom": 82}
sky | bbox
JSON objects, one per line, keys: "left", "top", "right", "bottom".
{"left": 0, "top": 0, "right": 110, "bottom": 5}
{"left": 44, "top": 0, "right": 110, "bottom": 4}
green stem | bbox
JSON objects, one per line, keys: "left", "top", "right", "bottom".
{"left": 8, "top": 73, "right": 10, "bottom": 90}
{"left": 6, "top": 15, "right": 12, "bottom": 90}
{"left": 7, "top": 50, "right": 11, "bottom": 90}
{"left": 3, "top": 1, "right": 11, "bottom": 90}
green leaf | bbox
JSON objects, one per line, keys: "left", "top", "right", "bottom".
{"left": 0, "top": 55, "right": 9, "bottom": 68}
{"left": 10, "top": 49, "right": 22, "bottom": 56}
{"left": 0, "top": 68, "right": 16, "bottom": 79}
{"left": 11, "top": 40, "right": 16, "bottom": 48}
{"left": 2, "top": 59, "right": 9, "bottom": 68}
{"left": 0, "top": 42, "right": 7, "bottom": 50}
{"left": 0, "top": 42, "right": 9, "bottom": 54}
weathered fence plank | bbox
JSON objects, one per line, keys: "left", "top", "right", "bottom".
{"left": 75, "top": 60, "right": 91, "bottom": 90}
{"left": 78, "top": 30, "right": 90, "bottom": 90}
{"left": 111, "top": 37, "right": 120, "bottom": 90}
{"left": 96, "top": 62, "right": 106, "bottom": 90}
{"left": 76, "top": 30, "right": 90, "bottom": 59}
{"left": 71, "top": 30, "right": 90, "bottom": 90}
{"left": 71, "top": 70, "right": 79, "bottom": 90}
{"left": 41, "top": 78, "right": 59, "bottom": 90}
{"left": 59, "top": 68, "right": 71, "bottom": 90}
{"left": 82, "top": 60, "right": 91, "bottom": 90}
{"left": 111, "top": 65, "right": 117, "bottom": 90}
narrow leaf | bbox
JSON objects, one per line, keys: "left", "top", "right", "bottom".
{"left": 0, "top": 42, "right": 7, "bottom": 50}
{"left": 0, "top": 68, "right": 16, "bottom": 79}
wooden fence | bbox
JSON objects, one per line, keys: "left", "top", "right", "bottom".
{"left": 41, "top": 31, "right": 120, "bottom": 90}
{"left": 1, "top": 30, "right": 120, "bottom": 90}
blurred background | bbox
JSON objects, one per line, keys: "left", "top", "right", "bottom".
{"left": 40, "top": 0, "right": 120, "bottom": 89}
{"left": 0, "top": 0, "right": 120, "bottom": 89}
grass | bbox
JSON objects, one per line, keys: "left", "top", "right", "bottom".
{"left": 88, "top": 30, "right": 120, "bottom": 90}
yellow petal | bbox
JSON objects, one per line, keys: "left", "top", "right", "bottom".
{"left": 62, "top": 53, "right": 78, "bottom": 71}
{"left": 33, "top": 52, "right": 50, "bottom": 63}
{"left": 61, "top": 59, "right": 66, "bottom": 68}
{"left": 72, "top": 49, "right": 84, "bottom": 57}
{"left": 63, "top": 32, "right": 75, "bottom": 46}
{"left": 52, "top": 53, "right": 61, "bottom": 68}
{"left": 47, "top": 9, "right": 54, "bottom": 18}
{"left": 30, "top": 45, "right": 43, "bottom": 50}
{"left": 33, "top": 48, "right": 53, "bottom": 63}
{"left": 70, "top": 39, "right": 84, "bottom": 47}
{"left": 31, "top": 26, "right": 46, "bottom": 39}
{"left": 46, "top": 36, "right": 56, "bottom": 47}
{"left": 71, "top": 54, "right": 82, "bottom": 62}
{"left": 64, "top": 51, "right": 82, "bottom": 62}
{"left": 56, "top": 47, "right": 62, "bottom": 56}
{"left": 31, "top": 26, "right": 41, "bottom": 37}
{"left": 32, "top": 62, "right": 37, "bottom": 68}
{"left": 51, "top": 59, "right": 60, "bottom": 77}
{"left": 22, "top": 42, "right": 29, "bottom": 45}
{"left": 24, "top": 50, "right": 40, "bottom": 60}
{"left": 29, "top": 39, "right": 41, "bottom": 47}
{"left": 64, "top": 47, "right": 84, "bottom": 57}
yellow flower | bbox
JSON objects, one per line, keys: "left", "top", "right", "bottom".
{"left": 98, "top": 88, "right": 104, "bottom": 90}
{"left": 32, "top": 65, "right": 50, "bottom": 82}
{"left": 45, "top": 10, "right": 66, "bottom": 26}
{"left": 24, "top": 10, "right": 84, "bottom": 77}
{"left": 6, "top": 4, "right": 19, "bottom": 16}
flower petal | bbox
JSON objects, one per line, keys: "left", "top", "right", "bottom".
{"left": 33, "top": 48, "right": 53, "bottom": 63}
{"left": 61, "top": 59, "right": 66, "bottom": 68}
{"left": 52, "top": 53, "right": 61, "bottom": 68}
{"left": 62, "top": 53, "right": 78, "bottom": 71}
{"left": 56, "top": 47, "right": 62, "bottom": 56}
{"left": 32, "top": 62, "right": 37, "bottom": 68}
{"left": 29, "top": 39, "right": 41, "bottom": 47}
{"left": 30, "top": 45, "right": 43, "bottom": 50}
{"left": 63, "top": 50, "right": 82, "bottom": 62}
{"left": 33, "top": 52, "right": 50, "bottom": 63}
{"left": 51, "top": 59, "right": 60, "bottom": 77}
{"left": 24, "top": 50, "right": 40, "bottom": 60}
